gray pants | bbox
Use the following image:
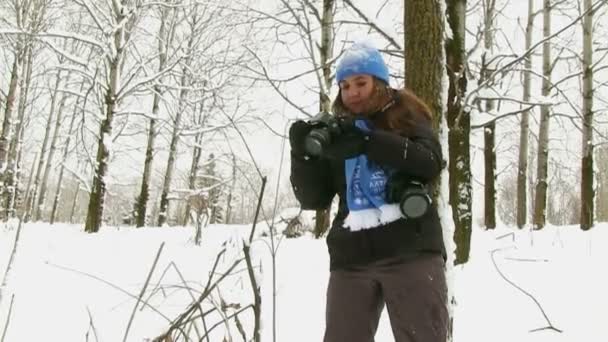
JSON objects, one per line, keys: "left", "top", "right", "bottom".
{"left": 323, "top": 254, "right": 448, "bottom": 342}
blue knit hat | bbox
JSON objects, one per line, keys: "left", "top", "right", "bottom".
{"left": 336, "top": 42, "right": 389, "bottom": 85}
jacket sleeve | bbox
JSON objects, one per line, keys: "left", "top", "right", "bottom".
{"left": 365, "top": 124, "right": 444, "bottom": 182}
{"left": 289, "top": 153, "right": 336, "bottom": 210}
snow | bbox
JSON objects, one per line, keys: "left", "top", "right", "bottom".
{"left": 1, "top": 219, "right": 606, "bottom": 342}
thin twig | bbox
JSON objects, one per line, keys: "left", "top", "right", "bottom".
{"left": 85, "top": 306, "right": 99, "bottom": 342}
{"left": 198, "top": 304, "right": 254, "bottom": 342}
{"left": 46, "top": 262, "right": 172, "bottom": 322}
{"left": 123, "top": 242, "right": 165, "bottom": 342}
{"left": 490, "top": 248, "right": 562, "bottom": 333}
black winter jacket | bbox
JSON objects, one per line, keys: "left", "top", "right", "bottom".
{"left": 290, "top": 118, "right": 447, "bottom": 271}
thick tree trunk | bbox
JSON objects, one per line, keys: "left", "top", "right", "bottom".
{"left": 517, "top": 0, "right": 534, "bottom": 229}
{"left": 403, "top": 1, "right": 445, "bottom": 125}
{"left": 445, "top": 0, "right": 471, "bottom": 265}
{"left": 533, "top": 0, "right": 552, "bottom": 230}
{"left": 404, "top": 1, "right": 452, "bottom": 339}
{"left": 580, "top": 0, "right": 594, "bottom": 230}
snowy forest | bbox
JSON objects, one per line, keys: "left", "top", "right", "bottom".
{"left": 1, "top": 0, "right": 608, "bottom": 341}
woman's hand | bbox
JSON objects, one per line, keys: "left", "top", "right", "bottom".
{"left": 289, "top": 120, "right": 313, "bottom": 157}
{"left": 323, "top": 118, "right": 369, "bottom": 160}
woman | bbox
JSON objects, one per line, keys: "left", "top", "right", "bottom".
{"left": 289, "top": 42, "right": 448, "bottom": 342}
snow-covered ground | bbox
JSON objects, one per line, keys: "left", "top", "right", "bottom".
{"left": 0, "top": 216, "right": 606, "bottom": 342}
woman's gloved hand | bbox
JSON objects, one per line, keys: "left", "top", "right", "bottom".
{"left": 289, "top": 120, "right": 313, "bottom": 157}
{"left": 323, "top": 117, "right": 369, "bottom": 160}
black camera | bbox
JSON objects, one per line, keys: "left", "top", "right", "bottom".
{"left": 303, "top": 112, "right": 342, "bottom": 156}
{"left": 386, "top": 174, "right": 432, "bottom": 219}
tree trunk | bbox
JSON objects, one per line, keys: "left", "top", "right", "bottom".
{"left": 404, "top": 1, "right": 452, "bottom": 339}
{"left": 84, "top": 11, "right": 127, "bottom": 232}
{"left": 580, "top": 0, "right": 594, "bottom": 230}
{"left": 31, "top": 70, "right": 64, "bottom": 221}
{"left": 3, "top": 47, "right": 32, "bottom": 219}
{"left": 481, "top": 0, "right": 496, "bottom": 230}
{"left": 404, "top": 1, "right": 445, "bottom": 126}
{"left": 158, "top": 13, "right": 195, "bottom": 226}
{"left": 182, "top": 101, "right": 207, "bottom": 226}
{"left": 225, "top": 154, "right": 237, "bottom": 224}
{"left": 533, "top": 0, "right": 552, "bottom": 230}
{"left": 483, "top": 121, "right": 496, "bottom": 229}
{"left": 21, "top": 153, "right": 38, "bottom": 219}
{"left": 183, "top": 130, "right": 204, "bottom": 226}
{"left": 445, "top": 0, "right": 471, "bottom": 265}
{"left": 0, "top": 52, "right": 22, "bottom": 176}
{"left": 37, "top": 72, "right": 72, "bottom": 221}
{"left": 158, "top": 71, "right": 189, "bottom": 226}
{"left": 517, "top": 0, "right": 534, "bottom": 228}
{"left": 136, "top": 3, "right": 173, "bottom": 228}
{"left": 69, "top": 181, "right": 80, "bottom": 224}
{"left": 50, "top": 78, "right": 87, "bottom": 224}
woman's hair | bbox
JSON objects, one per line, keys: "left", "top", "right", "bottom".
{"left": 332, "top": 77, "right": 433, "bottom": 135}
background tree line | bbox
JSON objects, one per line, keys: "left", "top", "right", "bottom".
{"left": 0, "top": 0, "right": 607, "bottom": 263}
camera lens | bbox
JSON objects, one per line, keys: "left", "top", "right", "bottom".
{"left": 304, "top": 129, "right": 330, "bottom": 156}
{"left": 400, "top": 193, "right": 429, "bottom": 219}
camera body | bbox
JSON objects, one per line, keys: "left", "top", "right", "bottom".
{"left": 303, "top": 112, "right": 342, "bottom": 156}
{"left": 386, "top": 173, "right": 432, "bottom": 219}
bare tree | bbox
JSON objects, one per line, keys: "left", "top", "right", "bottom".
{"left": 50, "top": 74, "right": 92, "bottom": 224}
{"left": 135, "top": 0, "right": 178, "bottom": 228}
{"left": 36, "top": 70, "right": 74, "bottom": 221}
{"left": 84, "top": 0, "right": 148, "bottom": 233}
{"left": 2, "top": 44, "right": 33, "bottom": 219}
{"left": 517, "top": 0, "right": 536, "bottom": 228}
{"left": 480, "top": 0, "right": 498, "bottom": 229}
{"left": 158, "top": 2, "right": 216, "bottom": 226}
{"left": 533, "top": 0, "right": 553, "bottom": 230}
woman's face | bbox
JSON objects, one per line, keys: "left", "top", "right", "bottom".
{"left": 339, "top": 74, "right": 375, "bottom": 114}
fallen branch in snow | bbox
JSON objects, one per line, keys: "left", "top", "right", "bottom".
{"left": 144, "top": 261, "right": 207, "bottom": 340}
{"left": 123, "top": 242, "right": 165, "bottom": 342}
{"left": 0, "top": 217, "right": 24, "bottom": 306}
{"left": 152, "top": 249, "right": 244, "bottom": 342}
{"left": 0, "top": 294, "right": 14, "bottom": 342}
{"left": 504, "top": 257, "right": 549, "bottom": 263}
{"left": 490, "top": 247, "right": 562, "bottom": 333}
